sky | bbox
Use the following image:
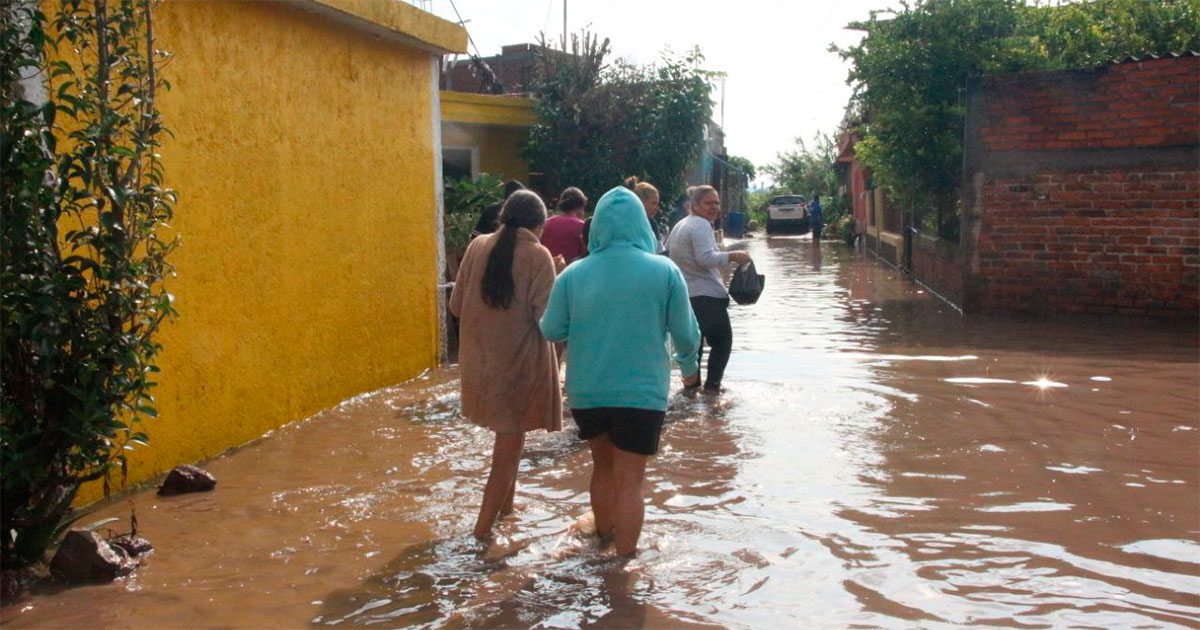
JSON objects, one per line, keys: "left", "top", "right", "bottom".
{"left": 425, "top": 0, "right": 902, "bottom": 183}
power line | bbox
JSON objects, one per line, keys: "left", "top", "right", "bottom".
{"left": 446, "top": 0, "right": 483, "bottom": 59}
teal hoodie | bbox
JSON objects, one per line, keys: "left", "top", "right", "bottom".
{"left": 540, "top": 186, "right": 701, "bottom": 411}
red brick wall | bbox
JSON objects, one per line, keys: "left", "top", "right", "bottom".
{"left": 978, "top": 57, "right": 1199, "bottom": 152}
{"left": 967, "top": 57, "right": 1199, "bottom": 318}
{"left": 975, "top": 169, "right": 1199, "bottom": 316}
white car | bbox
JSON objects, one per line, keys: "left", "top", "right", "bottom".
{"left": 765, "top": 195, "right": 809, "bottom": 234}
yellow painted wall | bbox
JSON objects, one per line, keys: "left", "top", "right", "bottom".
{"left": 76, "top": 0, "right": 464, "bottom": 501}
{"left": 442, "top": 122, "right": 530, "bottom": 182}
{"left": 440, "top": 92, "right": 534, "bottom": 182}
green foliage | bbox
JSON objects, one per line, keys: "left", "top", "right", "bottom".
{"left": 762, "top": 131, "right": 849, "bottom": 230}
{"left": 745, "top": 189, "right": 774, "bottom": 227}
{"left": 726, "top": 155, "right": 756, "bottom": 183}
{"left": 443, "top": 173, "right": 503, "bottom": 256}
{"left": 834, "top": 0, "right": 1200, "bottom": 235}
{"left": 522, "top": 30, "right": 717, "bottom": 208}
{"left": 1, "top": 0, "right": 176, "bottom": 566}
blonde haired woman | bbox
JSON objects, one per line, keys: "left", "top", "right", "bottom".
{"left": 625, "top": 176, "right": 665, "bottom": 254}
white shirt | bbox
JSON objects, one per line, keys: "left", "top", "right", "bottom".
{"left": 666, "top": 215, "right": 730, "bottom": 299}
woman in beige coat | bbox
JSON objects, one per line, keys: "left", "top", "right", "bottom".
{"left": 449, "top": 190, "right": 563, "bottom": 538}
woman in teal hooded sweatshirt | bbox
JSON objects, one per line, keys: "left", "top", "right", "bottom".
{"left": 540, "top": 186, "right": 701, "bottom": 556}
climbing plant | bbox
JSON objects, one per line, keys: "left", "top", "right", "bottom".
{"left": 522, "top": 30, "right": 717, "bottom": 208}
{"left": 1, "top": 0, "right": 175, "bottom": 566}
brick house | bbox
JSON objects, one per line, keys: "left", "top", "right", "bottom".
{"left": 846, "top": 53, "right": 1199, "bottom": 319}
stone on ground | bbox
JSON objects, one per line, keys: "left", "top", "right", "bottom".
{"left": 49, "top": 530, "right": 136, "bottom": 582}
{"left": 157, "top": 464, "right": 216, "bottom": 496}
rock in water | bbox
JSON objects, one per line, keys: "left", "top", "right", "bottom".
{"left": 50, "top": 531, "right": 136, "bottom": 582}
{"left": 109, "top": 535, "right": 154, "bottom": 558}
{"left": 0, "top": 566, "right": 40, "bottom": 603}
{"left": 157, "top": 464, "right": 216, "bottom": 496}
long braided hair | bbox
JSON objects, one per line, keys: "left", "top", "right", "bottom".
{"left": 481, "top": 190, "right": 547, "bottom": 309}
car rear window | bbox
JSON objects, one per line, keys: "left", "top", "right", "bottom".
{"left": 769, "top": 195, "right": 805, "bottom": 205}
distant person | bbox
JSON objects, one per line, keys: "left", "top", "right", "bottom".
{"left": 625, "top": 177, "right": 665, "bottom": 254}
{"left": 540, "top": 186, "right": 700, "bottom": 557}
{"left": 809, "top": 193, "right": 823, "bottom": 242}
{"left": 665, "top": 185, "right": 752, "bottom": 394}
{"left": 667, "top": 193, "right": 689, "bottom": 230}
{"left": 540, "top": 187, "right": 588, "bottom": 265}
{"left": 450, "top": 190, "right": 562, "bottom": 539}
{"left": 472, "top": 180, "right": 526, "bottom": 238}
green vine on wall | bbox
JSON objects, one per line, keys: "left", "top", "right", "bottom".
{"left": 1, "top": 0, "right": 176, "bottom": 567}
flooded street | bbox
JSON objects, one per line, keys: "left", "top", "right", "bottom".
{"left": 3, "top": 236, "right": 1198, "bottom": 629}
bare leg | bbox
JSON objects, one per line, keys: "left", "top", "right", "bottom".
{"left": 612, "top": 448, "right": 649, "bottom": 557}
{"left": 496, "top": 477, "right": 516, "bottom": 516}
{"left": 500, "top": 477, "right": 516, "bottom": 516}
{"left": 474, "top": 432, "right": 525, "bottom": 538}
{"left": 587, "top": 435, "right": 617, "bottom": 542}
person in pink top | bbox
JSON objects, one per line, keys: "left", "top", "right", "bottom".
{"left": 540, "top": 187, "right": 588, "bottom": 264}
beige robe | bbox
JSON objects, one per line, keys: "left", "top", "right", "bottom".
{"left": 449, "top": 227, "right": 562, "bottom": 434}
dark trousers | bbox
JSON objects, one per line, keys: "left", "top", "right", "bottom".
{"left": 690, "top": 296, "right": 732, "bottom": 389}
{"left": 811, "top": 218, "right": 822, "bottom": 241}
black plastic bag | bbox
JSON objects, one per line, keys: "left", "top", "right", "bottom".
{"left": 729, "top": 261, "right": 765, "bottom": 305}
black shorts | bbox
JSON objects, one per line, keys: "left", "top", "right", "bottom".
{"left": 571, "top": 407, "right": 666, "bottom": 456}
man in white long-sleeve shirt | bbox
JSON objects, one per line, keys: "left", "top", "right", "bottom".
{"left": 665, "top": 185, "right": 752, "bottom": 393}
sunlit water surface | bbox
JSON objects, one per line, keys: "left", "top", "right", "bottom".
{"left": 4, "top": 237, "right": 1198, "bottom": 629}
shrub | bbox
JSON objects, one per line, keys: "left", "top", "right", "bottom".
{"left": 2, "top": 0, "right": 175, "bottom": 567}
{"left": 443, "top": 173, "right": 503, "bottom": 256}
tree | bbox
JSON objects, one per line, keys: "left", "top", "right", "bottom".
{"left": 834, "top": 0, "right": 1200, "bottom": 238}
{"left": 727, "top": 155, "right": 756, "bottom": 183}
{"left": 755, "top": 131, "right": 855, "bottom": 239}
{"left": 2, "top": 0, "right": 176, "bottom": 566}
{"left": 522, "top": 30, "right": 717, "bottom": 208}
{"left": 765, "top": 134, "right": 835, "bottom": 201}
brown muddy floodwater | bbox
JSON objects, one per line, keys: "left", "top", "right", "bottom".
{"left": 4, "top": 237, "right": 1198, "bottom": 629}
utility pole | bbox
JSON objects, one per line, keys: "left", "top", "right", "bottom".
{"left": 720, "top": 75, "right": 726, "bottom": 129}
{"left": 563, "top": 0, "right": 568, "bottom": 45}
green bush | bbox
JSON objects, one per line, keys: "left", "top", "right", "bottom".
{"left": 2, "top": 0, "right": 175, "bottom": 566}
{"left": 442, "top": 173, "right": 503, "bottom": 258}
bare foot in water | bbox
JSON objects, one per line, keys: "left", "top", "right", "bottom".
{"left": 569, "top": 511, "right": 617, "bottom": 545}
{"left": 568, "top": 511, "right": 598, "bottom": 537}
{"left": 481, "top": 536, "right": 535, "bottom": 563}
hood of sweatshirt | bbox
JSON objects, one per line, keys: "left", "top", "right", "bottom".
{"left": 588, "top": 186, "right": 657, "bottom": 255}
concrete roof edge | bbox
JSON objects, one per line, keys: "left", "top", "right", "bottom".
{"left": 440, "top": 91, "right": 536, "bottom": 108}
{"left": 287, "top": 0, "right": 467, "bottom": 55}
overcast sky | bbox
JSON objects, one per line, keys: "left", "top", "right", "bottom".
{"left": 427, "top": 0, "right": 901, "bottom": 183}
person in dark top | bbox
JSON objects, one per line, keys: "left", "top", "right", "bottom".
{"left": 809, "top": 193, "right": 823, "bottom": 242}
{"left": 667, "top": 193, "right": 690, "bottom": 230}
{"left": 473, "top": 180, "right": 527, "bottom": 238}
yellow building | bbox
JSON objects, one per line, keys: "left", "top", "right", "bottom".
{"left": 78, "top": 0, "right": 467, "bottom": 500}
{"left": 440, "top": 91, "right": 536, "bottom": 183}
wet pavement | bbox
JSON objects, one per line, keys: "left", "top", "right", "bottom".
{"left": 3, "top": 236, "right": 1198, "bottom": 629}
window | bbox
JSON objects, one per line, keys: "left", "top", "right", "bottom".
{"left": 442, "top": 147, "right": 477, "bottom": 181}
